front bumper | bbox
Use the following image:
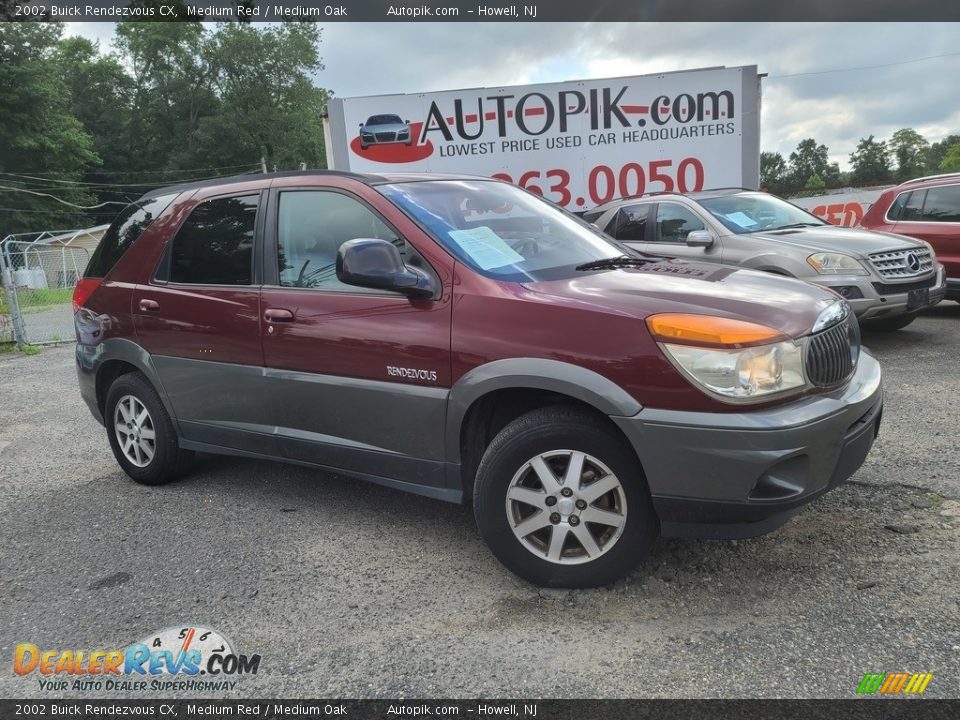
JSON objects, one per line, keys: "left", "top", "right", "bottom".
{"left": 612, "top": 351, "right": 883, "bottom": 539}
{"left": 809, "top": 264, "right": 946, "bottom": 320}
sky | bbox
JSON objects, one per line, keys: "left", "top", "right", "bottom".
{"left": 66, "top": 21, "right": 960, "bottom": 171}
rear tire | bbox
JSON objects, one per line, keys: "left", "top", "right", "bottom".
{"left": 105, "top": 372, "right": 193, "bottom": 486}
{"left": 861, "top": 314, "right": 916, "bottom": 332}
{"left": 473, "top": 406, "right": 658, "bottom": 588}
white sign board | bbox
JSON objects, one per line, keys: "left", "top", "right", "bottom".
{"left": 325, "top": 66, "right": 760, "bottom": 211}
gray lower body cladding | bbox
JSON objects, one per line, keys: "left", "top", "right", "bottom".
{"left": 613, "top": 351, "right": 883, "bottom": 539}
{"left": 79, "top": 340, "right": 883, "bottom": 537}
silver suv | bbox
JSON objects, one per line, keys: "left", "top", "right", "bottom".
{"left": 586, "top": 189, "right": 948, "bottom": 331}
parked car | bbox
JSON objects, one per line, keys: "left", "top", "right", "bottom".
{"left": 585, "top": 189, "right": 947, "bottom": 331}
{"left": 860, "top": 172, "right": 960, "bottom": 302}
{"left": 358, "top": 114, "right": 413, "bottom": 150}
{"left": 74, "top": 172, "right": 882, "bottom": 588}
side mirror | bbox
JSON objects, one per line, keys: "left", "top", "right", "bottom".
{"left": 358, "top": 122, "right": 364, "bottom": 128}
{"left": 404, "top": 119, "right": 410, "bottom": 124}
{"left": 686, "top": 230, "right": 715, "bottom": 247}
{"left": 337, "top": 239, "right": 436, "bottom": 299}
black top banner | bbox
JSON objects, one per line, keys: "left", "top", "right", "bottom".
{"left": 4, "top": 0, "right": 960, "bottom": 22}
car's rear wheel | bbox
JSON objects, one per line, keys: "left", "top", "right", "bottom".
{"left": 861, "top": 313, "right": 917, "bottom": 332}
{"left": 473, "top": 406, "right": 658, "bottom": 588}
{"left": 105, "top": 372, "right": 193, "bottom": 485}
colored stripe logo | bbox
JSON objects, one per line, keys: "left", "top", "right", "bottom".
{"left": 857, "top": 672, "right": 933, "bottom": 695}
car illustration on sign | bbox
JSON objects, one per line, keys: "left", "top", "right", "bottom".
{"left": 358, "top": 114, "right": 413, "bottom": 150}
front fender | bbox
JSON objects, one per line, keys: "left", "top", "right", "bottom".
{"left": 445, "top": 358, "right": 642, "bottom": 463}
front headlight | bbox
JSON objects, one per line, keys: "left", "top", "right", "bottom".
{"left": 806, "top": 252, "right": 867, "bottom": 275}
{"left": 647, "top": 314, "right": 807, "bottom": 402}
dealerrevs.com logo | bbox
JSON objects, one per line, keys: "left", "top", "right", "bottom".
{"left": 14, "top": 625, "right": 261, "bottom": 693}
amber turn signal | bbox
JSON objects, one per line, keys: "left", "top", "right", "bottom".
{"left": 645, "top": 313, "right": 786, "bottom": 348}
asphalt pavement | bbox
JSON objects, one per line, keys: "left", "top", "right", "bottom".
{"left": 1, "top": 304, "right": 958, "bottom": 699}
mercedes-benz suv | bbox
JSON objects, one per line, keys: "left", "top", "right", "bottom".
{"left": 586, "top": 189, "right": 947, "bottom": 332}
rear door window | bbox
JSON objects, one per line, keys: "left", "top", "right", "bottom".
{"left": 920, "top": 185, "right": 960, "bottom": 222}
{"left": 900, "top": 191, "right": 926, "bottom": 221}
{"left": 612, "top": 204, "right": 651, "bottom": 242}
{"left": 165, "top": 195, "right": 259, "bottom": 285}
{"left": 84, "top": 193, "right": 177, "bottom": 278}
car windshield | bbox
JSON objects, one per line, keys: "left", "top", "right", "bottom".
{"left": 379, "top": 180, "right": 627, "bottom": 281}
{"left": 368, "top": 115, "right": 403, "bottom": 125}
{"left": 697, "top": 193, "right": 827, "bottom": 234}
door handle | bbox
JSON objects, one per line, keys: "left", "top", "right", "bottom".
{"left": 139, "top": 299, "right": 160, "bottom": 312}
{"left": 264, "top": 308, "right": 295, "bottom": 322}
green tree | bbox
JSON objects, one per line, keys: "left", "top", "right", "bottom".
{"left": 888, "top": 128, "right": 929, "bottom": 180}
{"left": 760, "top": 151, "right": 787, "bottom": 191}
{"left": 56, "top": 37, "right": 136, "bottom": 206}
{"left": 849, "top": 135, "right": 892, "bottom": 186}
{"left": 925, "top": 134, "right": 960, "bottom": 173}
{"left": 804, "top": 173, "right": 826, "bottom": 190}
{"left": 788, "top": 138, "right": 840, "bottom": 189}
{"left": 197, "top": 23, "right": 329, "bottom": 170}
{"left": 0, "top": 23, "right": 99, "bottom": 234}
{"left": 939, "top": 143, "right": 960, "bottom": 172}
{"left": 114, "top": 21, "right": 218, "bottom": 171}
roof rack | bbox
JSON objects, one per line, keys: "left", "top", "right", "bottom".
{"left": 139, "top": 169, "right": 386, "bottom": 199}
{"left": 898, "top": 172, "right": 960, "bottom": 187}
{"left": 610, "top": 186, "right": 758, "bottom": 204}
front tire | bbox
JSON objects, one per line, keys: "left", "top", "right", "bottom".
{"left": 861, "top": 313, "right": 916, "bottom": 332}
{"left": 105, "top": 372, "right": 194, "bottom": 486}
{"left": 473, "top": 406, "right": 658, "bottom": 588}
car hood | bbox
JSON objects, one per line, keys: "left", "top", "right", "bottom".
{"left": 361, "top": 122, "right": 408, "bottom": 132}
{"left": 745, "top": 225, "right": 926, "bottom": 255}
{"left": 522, "top": 260, "right": 841, "bottom": 339}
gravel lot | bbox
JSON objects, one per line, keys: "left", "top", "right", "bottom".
{"left": 1, "top": 304, "right": 958, "bottom": 699}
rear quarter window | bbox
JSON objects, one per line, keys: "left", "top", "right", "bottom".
{"left": 84, "top": 193, "right": 178, "bottom": 278}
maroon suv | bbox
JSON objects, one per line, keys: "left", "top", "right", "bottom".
{"left": 861, "top": 173, "right": 960, "bottom": 301}
{"left": 74, "top": 171, "right": 883, "bottom": 587}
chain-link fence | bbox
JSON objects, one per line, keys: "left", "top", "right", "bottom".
{"left": 1, "top": 235, "right": 91, "bottom": 347}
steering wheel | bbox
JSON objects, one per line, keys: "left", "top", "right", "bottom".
{"left": 508, "top": 238, "right": 539, "bottom": 257}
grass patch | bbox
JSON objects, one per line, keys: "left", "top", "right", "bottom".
{"left": 0, "top": 287, "right": 73, "bottom": 314}
{"left": 21, "top": 343, "right": 41, "bottom": 356}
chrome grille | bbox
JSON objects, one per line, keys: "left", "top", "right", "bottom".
{"left": 375, "top": 132, "right": 396, "bottom": 142}
{"left": 868, "top": 248, "right": 934, "bottom": 279}
{"left": 806, "top": 315, "right": 860, "bottom": 387}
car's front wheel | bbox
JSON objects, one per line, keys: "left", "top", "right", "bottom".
{"left": 105, "top": 372, "right": 194, "bottom": 485}
{"left": 473, "top": 406, "right": 657, "bottom": 587}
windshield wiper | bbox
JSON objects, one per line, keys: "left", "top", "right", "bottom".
{"left": 770, "top": 222, "right": 822, "bottom": 230}
{"left": 576, "top": 255, "right": 660, "bottom": 271}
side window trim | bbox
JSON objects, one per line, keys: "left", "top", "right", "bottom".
{"left": 152, "top": 190, "right": 266, "bottom": 288}
{"left": 263, "top": 185, "right": 436, "bottom": 295}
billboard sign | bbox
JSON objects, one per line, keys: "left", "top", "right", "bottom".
{"left": 325, "top": 65, "right": 761, "bottom": 210}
